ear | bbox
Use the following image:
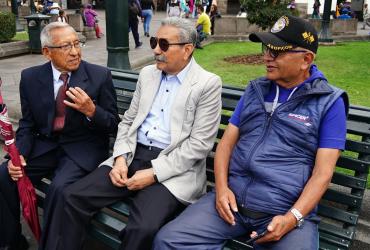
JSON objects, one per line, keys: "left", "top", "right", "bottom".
{"left": 301, "top": 52, "right": 315, "bottom": 70}
{"left": 183, "top": 43, "right": 194, "bottom": 60}
{"left": 42, "top": 47, "right": 52, "bottom": 61}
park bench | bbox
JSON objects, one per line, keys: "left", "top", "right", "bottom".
{"left": 35, "top": 69, "right": 370, "bottom": 250}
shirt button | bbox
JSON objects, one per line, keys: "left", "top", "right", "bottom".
{"left": 161, "top": 109, "right": 164, "bottom": 112}
{"left": 150, "top": 141, "right": 152, "bottom": 144}
{"left": 166, "top": 89, "right": 169, "bottom": 92}
{"left": 154, "top": 127, "right": 157, "bottom": 130}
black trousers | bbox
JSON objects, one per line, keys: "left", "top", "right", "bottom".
{"left": 0, "top": 148, "right": 88, "bottom": 249}
{"left": 58, "top": 145, "right": 185, "bottom": 250}
{"left": 129, "top": 17, "right": 140, "bottom": 47}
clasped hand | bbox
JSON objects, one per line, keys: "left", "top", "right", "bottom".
{"left": 109, "top": 157, "right": 155, "bottom": 190}
{"left": 64, "top": 87, "right": 96, "bottom": 118}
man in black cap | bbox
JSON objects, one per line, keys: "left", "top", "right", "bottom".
{"left": 153, "top": 15, "right": 348, "bottom": 249}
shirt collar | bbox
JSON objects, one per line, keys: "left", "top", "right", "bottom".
{"left": 162, "top": 57, "right": 194, "bottom": 84}
{"left": 51, "top": 63, "right": 71, "bottom": 82}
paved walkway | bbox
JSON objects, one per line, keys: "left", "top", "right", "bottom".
{"left": 0, "top": 11, "right": 369, "bottom": 250}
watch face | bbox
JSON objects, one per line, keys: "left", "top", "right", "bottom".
{"left": 297, "top": 218, "right": 304, "bottom": 228}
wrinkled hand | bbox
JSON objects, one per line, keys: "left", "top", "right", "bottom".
{"left": 64, "top": 87, "right": 96, "bottom": 118}
{"left": 253, "top": 213, "right": 296, "bottom": 244}
{"left": 215, "top": 186, "right": 238, "bottom": 225}
{"left": 7, "top": 155, "right": 26, "bottom": 181}
{"left": 126, "top": 168, "right": 155, "bottom": 191}
{"left": 109, "top": 156, "right": 128, "bottom": 187}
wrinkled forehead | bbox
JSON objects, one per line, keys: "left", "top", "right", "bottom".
{"left": 156, "top": 25, "right": 180, "bottom": 41}
{"left": 51, "top": 27, "right": 78, "bottom": 44}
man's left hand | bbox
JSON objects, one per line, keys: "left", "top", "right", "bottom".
{"left": 126, "top": 168, "right": 156, "bottom": 190}
{"left": 254, "top": 213, "right": 297, "bottom": 244}
{"left": 64, "top": 87, "right": 96, "bottom": 118}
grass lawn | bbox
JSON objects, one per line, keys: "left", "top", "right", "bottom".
{"left": 194, "top": 41, "right": 370, "bottom": 188}
{"left": 12, "top": 31, "right": 29, "bottom": 41}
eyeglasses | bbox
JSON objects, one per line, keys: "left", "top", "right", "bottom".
{"left": 47, "top": 40, "right": 85, "bottom": 52}
{"left": 150, "top": 37, "right": 190, "bottom": 51}
{"left": 262, "top": 44, "right": 309, "bottom": 59}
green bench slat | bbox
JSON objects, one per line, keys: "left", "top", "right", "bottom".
{"left": 331, "top": 171, "right": 367, "bottom": 189}
{"left": 322, "top": 189, "right": 362, "bottom": 207}
{"left": 345, "top": 139, "right": 370, "bottom": 155}
{"left": 336, "top": 156, "right": 370, "bottom": 173}
{"left": 319, "top": 221, "right": 355, "bottom": 241}
{"left": 346, "top": 120, "right": 370, "bottom": 137}
{"left": 347, "top": 106, "right": 370, "bottom": 123}
{"left": 88, "top": 226, "right": 120, "bottom": 250}
{"left": 319, "top": 231, "right": 351, "bottom": 249}
{"left": 318, "top": 204, "right": 358, "bottom": 225}
{"left": 109, "top": 201, "right": 130, "bottom": 217}
{"left": 93, "top": 211, "right": 126, "bottom": 233}
{"left": 221, "top": 114, "right": 232, "bottom": 126}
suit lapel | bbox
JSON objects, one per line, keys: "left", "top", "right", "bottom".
{"left": 38, "top": 62, "right": 55, "bottom": 131}
{"left": 134, "top": 69, "right": 161, "bottom": 128}
{"left": 68, "top": 61, "right": 89, "bottom": 90}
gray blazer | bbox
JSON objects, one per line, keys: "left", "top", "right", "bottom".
{"left": 100, "top": 59, "right": 222, "bottom": 204}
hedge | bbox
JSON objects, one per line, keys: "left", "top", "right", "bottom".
{"left": 0, "top": 11, "right": 16, "bottom": 43}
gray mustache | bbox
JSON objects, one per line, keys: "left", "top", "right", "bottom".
{"left": 154, "top": 55, "right": 167, "bottom": 62}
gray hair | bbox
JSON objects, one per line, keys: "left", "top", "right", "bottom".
{"left": 40, "top": 22, "right": 76, "bottom": 47}
{"left": 161, "top": 17, "right": 197, "bottom": 46}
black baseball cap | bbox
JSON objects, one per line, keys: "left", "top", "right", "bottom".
{"left": 249, "top": 15, "right": 318, "bottom": 54}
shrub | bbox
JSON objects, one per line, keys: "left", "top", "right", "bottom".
{"left": 0, "top": 11, "right": 16, "bottom": 43}
{"left": 240, "top": 0, "right": 293, "bottom": 30}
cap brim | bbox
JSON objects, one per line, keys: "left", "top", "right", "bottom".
{"left": 249, "top": 32, "right": 293, "bottom": 51}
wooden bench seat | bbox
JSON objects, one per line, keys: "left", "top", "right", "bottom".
{"left": 36, "top": 69, "right": 370, "bottom": 250}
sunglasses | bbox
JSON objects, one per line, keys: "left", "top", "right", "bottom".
{"left": 150, "top": 37, "right": 190, "bottom": 51}
{"left": 262, "top": 44, "right": 308, "bottom": 59}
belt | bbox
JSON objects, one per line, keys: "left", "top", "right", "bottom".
{"left": 237, "top": 205, "right": 271, "bottom": 220}
{"left": 137, "top": 143, "right": 163, "bottom": 152}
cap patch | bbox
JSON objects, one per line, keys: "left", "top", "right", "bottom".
{"left": 302, "top": 32, "right": 315, "bottom": 44}
{"left": 267, "top": 44, "right": 293, "bottom": 51}
{"left": 271, "top": 16, "right": 289, "bottom": 33}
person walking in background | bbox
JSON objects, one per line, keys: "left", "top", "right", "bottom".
{"left": 140, "top": 0, "right": 155, "bottom": 37}
{"left": 362, "top": 4, "right": 370, "bottom": 30}
{"left": 129, "top": 0, "right": 143, "bottom": 48}
{"left": 83, "top": 4, "right": 101, "bottom": 38}
{"left": 312, "top": 0, "right": 321, "bottom": 19}
{"left": 209, "top": 4, "right": 220, "bottom": 35}
{"left": 195, "top": 4, "right": 211, "bottom": 49}
{"left": 57, "top": 9, "right": 68, "bottom": 23}
{"left": 168, "top": 0, "right": 181, "bottom": 17}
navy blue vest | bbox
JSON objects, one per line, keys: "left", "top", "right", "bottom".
{"left": 228, "top": 77, "right": 348, "bottom": 216}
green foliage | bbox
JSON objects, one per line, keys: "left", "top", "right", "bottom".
{"left": 0, "top": 11, "right": 16, "bottom": 43}
{"left": 240, "top": 0, "right": 292, "bottom": 30}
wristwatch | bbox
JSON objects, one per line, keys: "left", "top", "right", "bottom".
{"left": 290, "top": 208, "right": 304, "bottom": 228}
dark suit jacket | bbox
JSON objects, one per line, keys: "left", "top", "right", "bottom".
{"left": 15, "top": 60, "right": 120, "bottom": 171}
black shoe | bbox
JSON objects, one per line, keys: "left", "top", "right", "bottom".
{"left": 135, "top": 42, "right": 143, "bottom": 48}
{"left": 145, "top": 32, "right": 150, "bottom": 37}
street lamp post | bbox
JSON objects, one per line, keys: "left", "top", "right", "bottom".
{"left": 319, "top": 0, "right": 333, "bottom": 43}
{"left": 105, "top": 0, "right": 131, "bottom": 70}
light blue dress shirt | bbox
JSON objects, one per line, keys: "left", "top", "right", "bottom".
{"left": 137, "top": 59, "right": 193, "bottom": 149}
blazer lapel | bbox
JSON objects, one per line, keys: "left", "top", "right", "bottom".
{"left": 134, "top": 69, "right": 161, "bottom": 128}
{"left": 68, "top": 61, "right": 89, "bottom": 90}
{"left": 38, "top": 62, "right": 55, "bottom": 132}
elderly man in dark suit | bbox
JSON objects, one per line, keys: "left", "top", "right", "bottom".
{"left": 0, "top": 22, "right": 119, "bottom": 250}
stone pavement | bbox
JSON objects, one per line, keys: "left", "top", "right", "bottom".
{"left": 0, "top": 11, "right": 369, "bottom": 250}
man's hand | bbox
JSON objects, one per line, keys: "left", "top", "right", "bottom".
{"left": 7, "top": 155, "right": 26, "bottom": 181}
{"left": 126, "top": 168, "right": 155, "bottom": 191}
{"left": 215, "top": 186, "right": 238, "bottom": 225}
{"left": 109, "top": 156, "right": 128, "bottom": 187}
{"left": 64, "top": 87, "right": 96, "bottom": 118}
{"left": 253, "top": 212, "right": 296, "bottom": 244}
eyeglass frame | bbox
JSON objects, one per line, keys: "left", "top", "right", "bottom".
{"left": 46, "top": 40, "right": 85, "bottom": 52}
{"left": 261, "top": 44, "right": 310, "bottom": 59}
{"left": 150, "top": 37, "right": 191, "bottom": 52}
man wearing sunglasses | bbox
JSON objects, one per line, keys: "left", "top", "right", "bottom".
{"left": 154, "top": 15, "right": 348, "bottom": 250}
{"left": 0, "top": 22, "right": 119, "bottom": 250}
{"left": 56, "top": 17, "right": 222, "bottom": 250}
